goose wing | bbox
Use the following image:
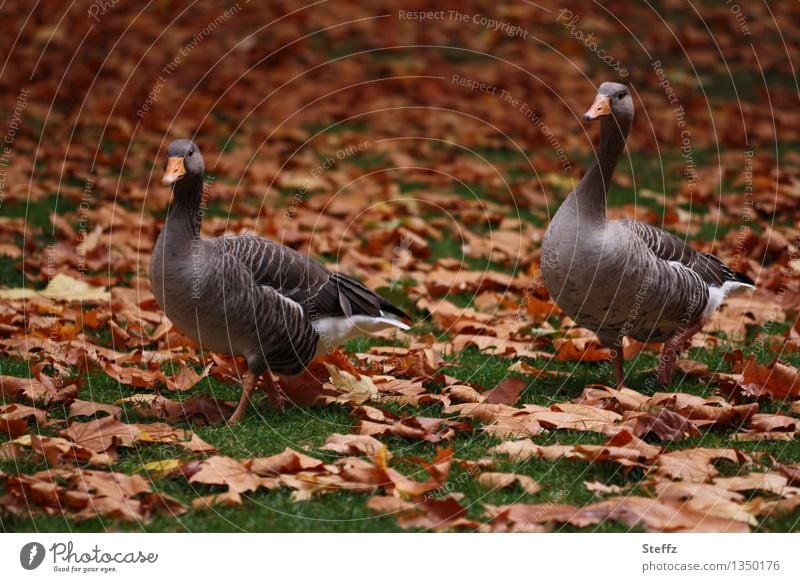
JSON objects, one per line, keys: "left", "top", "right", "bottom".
{"left": 617, "top": 219, "right": 754, "bottom": 288}
{"left": 214, "top": 235, "right": 410, "bottom": 321}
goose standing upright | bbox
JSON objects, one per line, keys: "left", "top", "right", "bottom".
{"left": 540, "top": 82, "right": 754, "bottom": 388}
{"left": 150, "top": 139, "right": 411, "bottom": 423}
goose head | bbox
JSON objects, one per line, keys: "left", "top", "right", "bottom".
{"left": 583, "top": 82, "right": 633, "bottom": 123}
{"left": 162, "top": 139, "right": 204, "bottom": 186}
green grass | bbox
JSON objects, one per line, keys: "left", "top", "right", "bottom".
{"left": 3, "top": 322, "right": 800, "bottom": 532}
{"left": 2, "top": 131, "right": 798, "bottom": 535}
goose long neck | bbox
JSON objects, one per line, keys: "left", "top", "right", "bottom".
{"left": 577, "top": 114, "right": 631, "bottom": 222}
{"left": 166, "top": 174, "right": 204, "bottom": 240}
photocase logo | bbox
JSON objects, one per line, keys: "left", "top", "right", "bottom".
{"left": 20, "top": 542, "right": 46, "bottom": 570}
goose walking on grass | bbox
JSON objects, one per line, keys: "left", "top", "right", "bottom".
{"left": 150, "top": 139, "right": 411, "bottom": 423}
{"left": 540, "top": 82, "right": 755, "bottom": 388}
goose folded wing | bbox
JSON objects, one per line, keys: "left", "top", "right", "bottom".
{"left": 617, "top": 219, "right": 754, "bottom": 287}
{"left": 214, "top": 236, "right": 409, "bottom": 321}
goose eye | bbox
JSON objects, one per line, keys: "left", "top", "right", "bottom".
{"left": 617, "top": 92, "right": 626, "bottom": 100}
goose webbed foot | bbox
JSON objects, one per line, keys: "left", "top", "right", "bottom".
{"left": 657, "top": 316, "right": 707, "bottom": 387}
{"left": 263, "top": 373, "right": 288, "bottom": 411}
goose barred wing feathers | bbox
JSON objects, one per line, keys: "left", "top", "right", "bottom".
{"left": 618, "top": 219, "right": 754, "bottom": 288}
{"left": 214, "top": 235, "right": 410, "bottom": 322}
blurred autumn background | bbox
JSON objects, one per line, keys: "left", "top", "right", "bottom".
{"left": 1, "top": 0, "right": 799, "bottom": 532}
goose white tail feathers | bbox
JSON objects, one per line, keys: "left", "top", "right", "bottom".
{"left": 312, "top": 312, "right": 410, "bottom": 356}
{"left": 703, "top": 279, "right": 756, "bottom": 318}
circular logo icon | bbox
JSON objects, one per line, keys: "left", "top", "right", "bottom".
{"left": 20, "top": 542, "right": 46, "bottom": 570}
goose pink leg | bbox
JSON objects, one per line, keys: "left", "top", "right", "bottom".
{"left": 230, "top": 370, "right": 257, "bottom": 424}
{"left": 611, "top": 347, "right": 626, "bottom": 388}
{"left": 229, "top": 371, "right": 285, "bottom": 424}
{"left": 657, "top": 317, "right": 707, "bottom": 387}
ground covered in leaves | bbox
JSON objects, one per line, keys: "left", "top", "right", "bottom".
{"left": 1, "top": 1, "right": 799, "bottom": 532}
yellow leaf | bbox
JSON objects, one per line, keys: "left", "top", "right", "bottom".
{"left": 12, "top": 434, "right": 33, "bottom": 446}
{"left": 0, "top": 273, "right": 110, "bottom": 303}
{"left": 323, "top": 363, "right": 378, "bottom": 402}
{"left": 139, "top": 459, "right": 183, "bottom": 474}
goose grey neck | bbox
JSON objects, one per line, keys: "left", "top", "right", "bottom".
{"left": 167, "top": 175, "right": 204, "bottom": 238}
{"left": 577, "top": 115, "right": 631, "bottom": 221}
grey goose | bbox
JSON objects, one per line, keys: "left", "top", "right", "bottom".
{"left": 150, "top": 139, "right": 411, "bottom": 423}
{"left": 540, "top": 82, "right": 755, "bottom": 388}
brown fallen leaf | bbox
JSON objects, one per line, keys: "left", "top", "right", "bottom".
{"left": 0, "top": 404, "right": 48, "bottom": 437}
{"left": 60, "top": 416, "right": 215, "bottom": 459}
{"left": 654, "top": 481, "right": 757, "bottom": 526}
{"left": 354, "top": 406, "right": 471, "bottom": 443}
{"left": 482, "top": 415, "right": 543, "bottom": 439}
{"left": 184, "top": 456, "right": 275, "bottom": 508}
{"left": 574, "top": 430, "right": 662, "bottom": 468}
{"left": 477, "top": 471, "right": 541, "bottom": 494}
{"left": 648, "top": 392, "right": 757, "bottom": 428}
{"left": 320, "top": 433, "right": 390, "bottom": 459}
{"left": 443, "top": 384, "right": 486, "bottom": 403}
{"left": 485, "top": 502, "right": 577, "bottom": 532}
{"left": 741, "top": 357, "right": 800, "bottom": 399}
{"left": 68, "top": 399, "right": 121, "bottom": 419}
{"left": 714, "top": 472, "right": 791, "bottom": 496}
{"left": 29, "top": 434, "right": 113, "bottom": 466}
{"left": 621, "top": 409, "right": 701, "bottom": 441}
{"left": 2, "top": 468, "right": 184, "bottom": 522}
{"left": 118, "top": 393, "right": 234, "bottom": 424}
{"left": 483, "top": 376, "right": 527, "bottom": 405}
{"left": 575, "top": 384, "right": 650, "bottom": 412}
{"left": 554, "top": 337, "right": 610, "bottom": 362}
{"left": 656, "top": 448, "right": 750, "bottom": 482}
{"left": 0, "top": 371, "right": 79, "bottom": 406}
{"left": 375, "top": 446, "right": 453, "bottom": 498}
{"left": 748, "top": 413, "right": 798, "bottom": 433}
{"left": 249, "top": 448, "right": 325, "bottom": 476}
{"left": 569, "top": 496, "right": 750, "bottom": 532}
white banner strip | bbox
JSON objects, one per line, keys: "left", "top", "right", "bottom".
{"left": 1, "top": 533, "right": 796, "bottom": 580}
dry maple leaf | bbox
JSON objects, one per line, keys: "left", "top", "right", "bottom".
{"left": 569, "top": 496, "right": 750, "bottom": 533}
{"left": 0, "top": 403, "right": 47, "bottom": 437}
{"left": 573, "top": 430, "right": 662, "bottom": 468}
{"left": 621, "top": 409, "right": 701, "bottom": 441}
{"left": 249, "top": 448, "right": 325, "bottom": 476}
{"left": 68, "top": 399, "right": 121, "bottom": 419}
{"left": 748, "top": 413, "right": 798, "bottom": 433}
{"left": 485, "top": 502, "right": 577, "bottom": 532}
{"left": 477, "top": 471, "right": 541, "bottom": 494}
{"left": 2, "top": 468, "right": 184, "bottom": 522}
{"left": 483, "top": 376, "right": 527, "bottom": 405}
{"left": 374, "top": 446, "right": 453, "bottom": 498}
{"left": 117, "top": 393, "right": 234, "bottom": 424}
{"left": 60, "top": 416, "right": 215, "bottom": 459}
{"left": 383, "top": 494, "right": 478, "bottom": 531}
{"left": 354, "top": 406, "right": 471, "bottom": 443}
{"left": 482, "top": 415, "right": 543, "bottom": 439}
{"left": 713, "top": 472, "right": 792, "bottom": 496}
{"left": 28, "top": 434, "right": 113, "bottom": 466}
{"left": 656, "top": 448, "right": 751, "bottom": 482}
{"left": 741, "top": 357, "right": 800, "bottom": 399}
{"left": 320, "top": 433, "right": 389, "bottom": 459}
{"left": 554, "top": 337, "right": 611, "bottom": 362}
{"left": 184, "top": 455, "right": 273, "bottom": 508}
{"left": 654, "top": 480, "right": 762, "bottom": 526}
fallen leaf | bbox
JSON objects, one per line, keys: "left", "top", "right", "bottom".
{"left": 477, "top": 472, "right": 541, "bottom": 494}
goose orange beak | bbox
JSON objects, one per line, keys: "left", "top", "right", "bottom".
{"left": 162, "top": 156, "right": 186, "bottom": 185}
{"left": 583, "top": 94, "right": 611, "bottom": 121}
